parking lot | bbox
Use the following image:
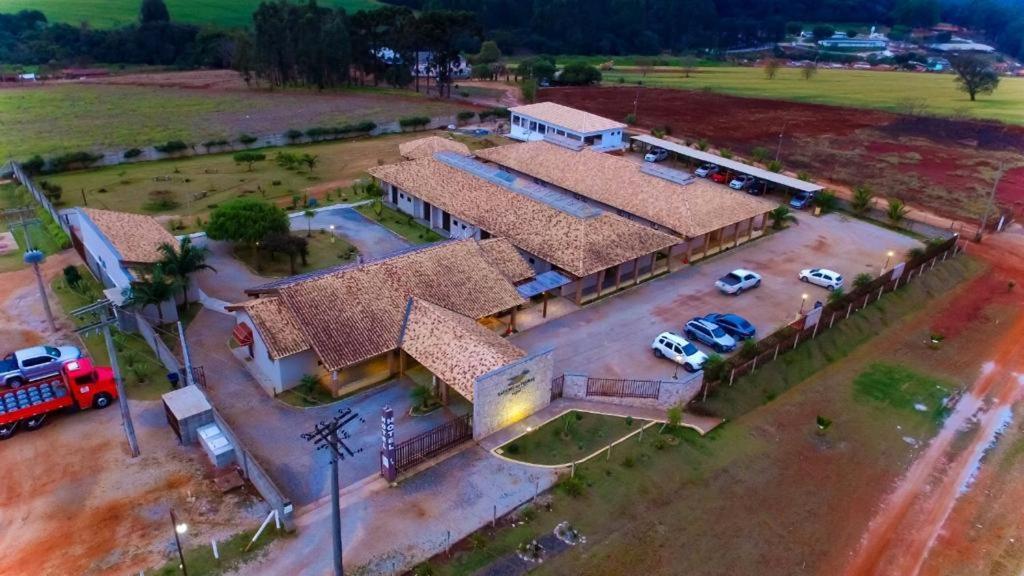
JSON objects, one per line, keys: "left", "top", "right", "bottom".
{"left": 511, "top": 212, "right": 923, "bottom": 381}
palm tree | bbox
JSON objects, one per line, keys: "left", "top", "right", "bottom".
{"left": 157, "top": 237, "right": 216, "bottom": 307}
{"left": 301, "top": 154, "right": 319, "bottom": 173}
{"left": 303, "top": 209, "right": 316, "bottom": 237}
{"left": 851, "top": 185, "right": 874, "bottom": 215}
{"left": 768, "top": 206, "right": 797, "bottom": 230}
{"left": 887, "top": 198, "right": 909, "bottom": 227}
{"left": 124, "top": 266, "right": 178, "bottom": 324}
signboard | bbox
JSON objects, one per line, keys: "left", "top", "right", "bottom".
{"left": 890, "top": 261, "right": 906, "bottom": 280}
{"left": 497, "top": 369, "right": 536, "bottom": 398}
{"left": 803, "top": 304, "right": 824, "bottom": 330}
{"left": 379, "top": 406, "right": 397, "bottom": 482}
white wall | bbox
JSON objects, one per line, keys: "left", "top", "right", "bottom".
{"left": 509, "top": 113, "right": 623, "bottom": 149}
{"left": 67, "top": 210, "right": 133, "bottom": 289}
{"left": 473, "top": 349, "right": 554, "bottom": 440}
{"left": 235, "top": 311, "right": 319, "bottom": 395}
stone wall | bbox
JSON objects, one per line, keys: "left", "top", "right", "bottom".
{"left": 472, "top": 349, "right": 554, "bottom": 440}
{"left": 562, "top": 372, "right": 702, "bottom": 410}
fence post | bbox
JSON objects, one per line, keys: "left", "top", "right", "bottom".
{"left": 894, "top": 275, "right": 901, "bottom": 290}
{"left": 729, "top": 368, "right": 735, "bottom": 387}
{"left": 846, "top": 303, "right": 852, "bottom": 319}
{"left": 829, "top": 313, "right": 836, "bottom": 329}
{"left": 876, "top": 286, "right": 884, "bottom": 302}
{"left": 942, "top": 250, "right": 949, "bottom": 261}
{"left": 930, "top": 257, "right": 937, "bottom": 271}
{"left": 792, "top": 332, "right": 800, "bottom": 351}
{"left": 863, "top": 295, "right": 870, "bottom": 309}
{"left": 752, "top": 355, "right": 758, "bottom": 372}
{"left": 773, "top": 344, "right": 780, "bottom": 361}
{"left": 812, "top": 320, "right": 820, "bottom": 339}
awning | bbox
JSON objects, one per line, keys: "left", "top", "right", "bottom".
{"left": 517, "top": 270, "right": 572, "bottom": 298}
{"left": 632, "top": 134, "right": 824, "bottom": 193}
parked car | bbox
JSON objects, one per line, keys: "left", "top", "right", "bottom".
{"left": 684, "top": 318, "right": 737, "bottom": 353}
{"left": 644, "top": 148, "right": 669, "bottom": 162}
{"left": 703, "top": 313, "right": 756, "bottom": 340}
{"left": 729, "top": 175, "right": 755, "bottom": 190}
{"left": 1, "top": 345, "right": 83, "bottom": 388}
{"left": 651, "top": 332, "right": 708, "bottom": 372}
{"left": 790, "top": 191, "right": 816, "bottom": 209}
{"left": 799, "top": 268, "right": 844, "bottom": 291}
{"left": 714, "top": 268, "right": 762, "bottom": 295}
{"left": 710, "top": 172, "right": 729, "bottom": 184}
{"left": 695, "top": 163, "right": 719, "bottom": 177}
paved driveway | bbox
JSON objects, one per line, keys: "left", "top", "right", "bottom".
{"left": 291, "top": 205, "right": 411, "bottom": 259}
{"left": 511, "top": 213, "right": 922, "bottom": 381}
{"left": 188, "top": 309, "right": 469, "bottom": 507}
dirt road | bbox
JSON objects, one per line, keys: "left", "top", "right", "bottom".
{"left": 841, "top": 232, "right": 1024, "bottom": 576}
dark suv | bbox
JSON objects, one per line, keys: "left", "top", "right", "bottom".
{"left": 683, "top": 318, "right": 737, "bottom": 353}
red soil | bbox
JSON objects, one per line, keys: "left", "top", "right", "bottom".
{"left": 997, "top": 166, "right": 1024, "bottom": 213}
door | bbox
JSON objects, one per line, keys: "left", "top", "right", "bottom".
{"left": 21, "top": 355, "right": 60, "bottom": 381}
{"left": 390, "top": 185, "right": 398, "bottom": 204}
{"left": 422, "top": 201, "right": 431, "bottom": 220}
{"left": 442, "top": 211, "right": 451, "bottom": 232}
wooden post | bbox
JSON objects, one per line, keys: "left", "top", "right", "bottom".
{"left": 829, "top": 313, "right": 836, "bottom": 329}
{"left": 595, "top": 269, "right": 607, "bottom": 298}
{"left": 930, "top": 258, "right": 937, "bottom": 270}
{"left": 733, "top": 223, "right": 741, "bottom": 248}
{"left": 792, "top": 332, "right": 800, "bottom": 350}
{"left": 633, "top": 257, "right": 641, "bottom": 285}
{"left": 877, "top": 286, "right": 884, "bottom": 302}
{"left": 752, "top": 355, "right": 758, "bottom": 371}
{"left": 812, "top": 320, "right": 820, "bottom": 339}
{"left": 509, "top": 307, "right": 517, "bottom": 334}
{"left": 575, "top": 280, "right": 583, "bottom": 305}
{"left": 773, "top": 344, "right": 780, "bottom": 360}
{"left": 761, "top": 212, "right": 769, "bottom": 231}
{"left": 615, "top": 264, "right": 623, "bottom": 290}
{"left": 702, "top": 380, "right": 709, "bottom": 402}
{"left": 666, "top": 249, "right": 673, "bottom": 273}
{"left": 399, "top": 351, "right": 406, "bottom": 377}
{"left": 747, "top": 216, "right": 756, "bottom": 240}
{"left": 702, "top": 232, "right": 710, "bottom": 259}
{"left": 686, "top": 241, "right": 694, "bottom": 264}
{"left": 542, "top": 291, "right": 549, "bottom": 318}
{"left": 729, "top": 368, "right": 735, "bottom": 386}
{"left": 846, "top": 303, "right": 852, "bottom": 319}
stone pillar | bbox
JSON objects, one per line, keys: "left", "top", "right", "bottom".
{"left": 633, "top": 257, "right": 641, "bottom": 285}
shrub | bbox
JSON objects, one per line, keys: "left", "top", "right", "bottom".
{"left": 154, "top": 140, "right": 189, "bottom": 154}
{"left": 906, "top": 246, "right": 925, "bottom": 260}
{"left": 827, "top": 287, "right": 846, "bottom": 304}
{"left": 519, "top": 505, "right": 537, "bottom": 523}
{"left": 814, "top": 190, "right": 838, "bottom": 213}
{"left": 702, "top": 353, "right": 725, "bottom": 381}
{"left": 284, "top": 129, "right": 303, "bottom": 141}
{"left": 625, "top": 415, "right": 634, "bottom": 427}
{"left": 766, "top": 159, "right": 783, "bottom": 173}
{"left": 478, "top": 107, "right": 510, "bottom": 121}
{"left": 853, "top": 272, "right": 874, "bottom": 289}
{"left": 143, "top": 189, "right": 180, "bottom": 211}
{"left": 123, "top": 148, "right": 143, "bottom": 159}
{"left": 719, "top": 148, "right": 733, "bottom": 159}
{"left": 22, "top": 155, "right": 45, "bottom": 175}
{"left": 622, "top": 456, "right": 636, "bottom": 468}
{"left": 624, "top": 113, "right": 637, "bottom": 125}
{"left": 851, "top": 185, "right": 875, "bottom": 214}
{"left": 62, "top": 265, "right": 83, "bottom": 289}
{"left": 39, "top": 180, "right": 63, "bottom": 204}
{"left": 203, "top": 139, "right": 229, "bottom": 148}
{"left": 750, "top": 146, "right": 770, "bottom": 164}
{"left": 696, "top": 138, "right": 709, "bottom": 151}
{"left": 560, "top": 476, "right": 585, "bottom": 497}
{"left": 238, "top": 133, "right": 258, "bottom": 145}
{"left": 887, "top": 198, "right": 909, "bottom": 226}
{"left": 456, "top": 110, "right": 476, "bottom": 122}
{"left": 49, "top": 151, "right": 103, "bottom": 172}
{"left": 505, "top": 442, "right": 519, "bottom": 454}
{"left": 399, "top": 116, "right": 431, "bottom": 130}
{"left": 740, "top": 338, "right": 758, "bottom": 359}
{"left": 558, "top": 62, "right": 602, "bottom": 85}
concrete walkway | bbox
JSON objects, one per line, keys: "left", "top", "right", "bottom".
{"left": 292, "top": 205, "right": 411, "bottom": 260}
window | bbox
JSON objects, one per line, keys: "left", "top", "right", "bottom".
{"left": 22, "top": 356, "right": 53, "bottom": 367}
{"left": 43, "top": 346, "right": 60, "bottom": 357}
{"left": 529, "top": 121, "right": 537, "bottom": 131}
{"left": 75, "top": 372, "right": 97, "bottom": 386}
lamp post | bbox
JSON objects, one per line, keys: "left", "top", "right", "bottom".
{"left": 882, "top": 250, "right": 894, "bottom": 274}
{"left": 799, "top": 293, "right": 809, "bottom": 315}
{"left": 170, "top": 509, "right": 188, "bottom": 576}
{"left": 329, "top": 224, "right": 336, "bottom": 243}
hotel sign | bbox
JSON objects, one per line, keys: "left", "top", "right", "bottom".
{"left": 380, "top": 406, "right": 397, "bottom": 482}
{"left": 497, "top": 369, "right": 535, "bottom": 397}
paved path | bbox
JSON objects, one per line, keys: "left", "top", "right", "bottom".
{"left": 292, "top": 205, "right": 411, "bottom": 260}
{"left": 243, "top": 445, "right": 558, "bottom": 576}
{"left": 188, "top": 309, "right": 469, "bottom": 506}
{"left": 193, "top": 240, "right": 270, "bottom": 304}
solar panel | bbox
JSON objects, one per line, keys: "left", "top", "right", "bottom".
{"left": 435, "top": 151, "right": 602, "bottom": 219}
{"left": 640, "top": 163, "right": 695, "bottom": 186}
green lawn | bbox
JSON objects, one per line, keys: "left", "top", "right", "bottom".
{"left": 232, "top": 230, "right": 357, "bottom": 277}
{"left": 355, "top": 203, "right": 443, "bottom": 245}
{"left": 0, "top": 0, "right": 379, "bottom": 28}
{"left": 51, "top": 267, "right": 171, "bottom": 400}
{"left": 853, "top": 362, "right": 956, "bottom": 428}
{"left": 150, "top": 525, "right": 287, "bottom": 576}
{"left": 609, "top": 66, "right": 1024, "bottom": 125}
{"left": 499, "top": 411, "right": 650, "bottom": 466}
{"left": 0, "top": 83, "right": 466, "bottom": 160}
{"left": 0, "top": 183, "right": 68, "bottom": 272}
{"left": 39, "top": 132, "right": 427, "bottom": 233}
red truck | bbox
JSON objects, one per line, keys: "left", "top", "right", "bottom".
{"left": 0, "top": 357, "right": 118, "bottom": 440}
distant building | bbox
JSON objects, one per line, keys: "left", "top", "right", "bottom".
{"left": 929, "top": 41, "right": 995, "bottom": 53}
{"left": 818, "top": 32, "right": 887, "bottom": 50}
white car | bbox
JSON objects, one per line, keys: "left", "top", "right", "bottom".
{"left": 799, "top": 268, "right": 844, "bottom": 291}
{"left": 729, "top": 175, "right": 755, "bottom": 190}
{"left": 715, "top": 268, "right": 762, "bottom": 295}
{"left": 644, "top": 148, "right": 669, "bottom": 162}
{"left": 694, "top": 163, "right": 719, "bottom": 177}
{"left": 651, "top": 332, "right": 708, "bottom": 372}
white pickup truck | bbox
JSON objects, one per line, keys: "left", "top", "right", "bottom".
{"left": 1, "top": 345, "right": 82, "bottom": 388}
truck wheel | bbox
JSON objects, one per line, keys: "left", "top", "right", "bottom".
{"left": 7, "top": 377, "right": 23, "bottom": 389}
{"left": 24, "top": 416, "right": 45, "bottom": 431}
{"left": 93, "top": 393, "right": 112, "bottom": 409}
{"left": 0, "top": 423, "right": 16, "bottom": 440}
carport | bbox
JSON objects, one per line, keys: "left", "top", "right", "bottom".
{"left": 631, "top": 134, "right": 825, "bottom": 196}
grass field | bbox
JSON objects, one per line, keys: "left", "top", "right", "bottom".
{"left": 0, "top": 183, "right": 67, "bottom": 272}
{"left": 40, "top": 132, "right": 437, "bottom": 232}
{"left": 424, "top": 255, "right": 988, "bottom": 576}
{"left": 500, "top": 411, "right": 650, "bottom": 466}
{"left": 0, "top": 0, "right": 380, "bottom": 28}
{"left": 608, "top": 66, "right": 1024, "bottom": 125}
{"left": 0, "top": 83, "right": 466, "bottom": 160}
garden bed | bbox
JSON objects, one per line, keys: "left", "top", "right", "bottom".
{"left": 231, "top": 231, "right": 357, "bottom": 277}
{"left": 355, "top": 203, "right": 443, "bottom": 245}
{"left": 498, "top": 411, "right": 651, "bottom": 466}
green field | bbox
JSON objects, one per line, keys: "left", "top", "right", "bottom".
{"left": 0, "top": 83, "right": 466, "bottom": 160}
{"left": 609, "top": 66, "right": 1024, "bottom": 125}
{"left": 499, "top": 411, "right": 650, "bottom": 466}
{"left": 0, "top": 0, "right": 380, "bottom": 28}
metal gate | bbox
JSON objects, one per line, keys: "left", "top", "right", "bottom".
{"left": 393, "top": 413, "right": 472, "bottom": 474}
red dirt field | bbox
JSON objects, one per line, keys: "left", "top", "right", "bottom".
{"left": 540, "top": 86, "right": 1024, "bottom": 221}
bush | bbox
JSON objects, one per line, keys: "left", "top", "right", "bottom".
{"left": 505, "top": 442, "right": 520, "bottom": 454}
{"left": 154, "top": 140, "right": 189, "bottom": 154}
{"left": 284, "top": 129, "right": 303, "bottom": 141}
{"left": 624, "top": 113, "right": 637, "bottom": 125}
{"left": 456, "top": 110, "right": 476, "bottom": 122}
{"left": 203, "top": 139, "right": 229, "bottom": 148}
{"left": 853, "top": 272, "right": 874, "bottom": 289}
{"left": 560, "top": 476, "right": 585, "bottom": 497}
{"left": 702, "top": 353, "right": 725, "bottom": 382}
{"left": 827, "top": 287, "right": 846, "bottom": 304}
{"left": 478, "top": 107, "right": 510, "bottom": 121}
{"left": 49, "top": 151, "right": 103, "bottom": 172}
{"left": 814, "top": 190, "right": 838, "bottom": 213}
{"left": 766, "top": 159, "right": 783, "bottom": 173}
{"left": 719, "top": 148, "right": 733, "bottom": 159}
{"left": 399, "top": 116, "right": 431, "bottom": 131}
{"left": 62, "top": 265, "right": 83, "bottom": 289}
{"left": 143, "top": 189, "right": 180, "bottom": 211}
{"left": 39, "top": 180, "right": 63, "bottom": 203}
{"left": 621, "top": 456, "right": 636, "bottom": 468}
{"left": 123, "top": 148, "right": 143, "bottom": 159}
{"left": 22, "top": 155, "right": 45, "bottom": 175}
{"left": 558, "top": 62, "right": 602, "bottom": 85}
{"left": 238, "top": 133, "right": 258, "bottom": 145}
{"left": 740, "top": 338, "right": 758, "bottom": 359}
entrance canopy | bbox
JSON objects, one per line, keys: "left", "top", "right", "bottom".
{"left": 398, "top": 297, "right": 526, "bottom": 401}
{"left": 517, "top": 270, "right": 572, "bottom": 298}
{"left": 632, "top": 134, "right": 824, "bottom": 193}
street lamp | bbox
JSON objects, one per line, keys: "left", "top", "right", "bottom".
{"left": 799, "top": 293, "right": 809, "bottom": 314}
{"left": 882, "top": 250, "right": 894, "bottom": 274}
{"left": 329, "top": 224, "right": 336, "bottom": 243}
{"left": 170, "top": 509, "right": 188, "bottom": 575}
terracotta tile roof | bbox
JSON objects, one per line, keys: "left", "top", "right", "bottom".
{"left": 476, "top": 141, "right": 777, "bottom": 238}
{"left": 270, "top": 240, "right": 525, "bottom": 371}
{"left": 510, "top": 102, "right": 626, "bottom": 134}
{"left": 229, "top": 297, "right": 310, "bottom": 360}
{"left": 79, "top": 207, "right": 178, "bottom": 264}
{"left": 399, "top": 136, "right": 471, "bottom": 160}
{"left": 399, "top": 297, "right": 525, "bottom": 401}
{"left": 478, "top": 238, "right": 534, "bottom": 283}
{"left": 368, "top": 158, "right": 678, "bottom": 277}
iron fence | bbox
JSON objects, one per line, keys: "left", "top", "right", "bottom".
{"left": 586, "top": 377, "right": 662, "bottom": 399}
{"left": 394, "top": 413, "right": 473, "bottom": 473}
{"left": 550, "top": 374, "right": 565, "bottom": 401}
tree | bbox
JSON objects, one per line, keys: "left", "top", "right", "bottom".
{"left": 206, "top": 198, "right": 289, "bottom": 268}
{"left": 303, "top": 209, "right": 316, "bottom": 237}
{"left": 558, "top": 62, "right": 602, "bottom": 85}
{"left": 63, "top": 265, "right": 83, "bottom": 290}
{"left": 768, "top": 206, "right": 797, "bottom": 229}
{"left": 301, "top": 154, "right": 319, "bottom": 173}
{"left": 233, "top": 151, "right": 266, "bottom": 172}
{"left": 261, "top": 232, "right": 308, "bottom": 274}
{"left": 635, "top": 56, "right": 655, "bottom": 77}
{"left": 124, "top": 266, "right": 177, "bottom": 324}
{"left": 811, "top": 25, "right": 835, "bottom": 41}
{"left": 851, "top": 185, "right": 875, "bottom": 215}
{"left": 679, "top": 56, "right": 698, "bottom": 78}
{"left": 887, "top": 198, "right": 909, "bottom": 227}
{"left": 949, "top": 55, "right": 1000, "bottom": 101}
{"left": 520, "top": 78, "right": 537, "bottom": 103}
{"left": 157, "top": 236, "right": 215, "bottom": 306}
{"left": 815, "top": 191, "right": 838, "bottom": 212}
{"left": 801, "top": 61, "right": 818, "bottom": 80}
{"left": 763, "top": 58, "right": 781, "bottom": 80}
{"left": 475, "top": 40, "right": 501, "bottom": 64}
{"left": 140, "top": 0, "right": 170, "bottom": 23}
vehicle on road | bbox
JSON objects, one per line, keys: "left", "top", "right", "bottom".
{"left": 790, "top": 191, "right": 816, "bottom": 209}
{"left": 715, "top": 269, "right": 762, "bottom": 295}
{"left": 729, "top": 175, "right": 756, "bottom": 190}
{"left": 0, "top": 357, "right": 117, "bottom": 440}
{"left": 710, "top": 172, "right": 729, "bottom": 184}
{"left": 684, "top": 318, "right": 737, "bottom": 353}
{"left": 1, "top": 345, "right": 83, "bottom": 388}
{"left": 651, "top": 332, "right": 708, "bottom": 372}
{"left": 695, "top": 163, "right": 719, "bottom": 177}
{"left": 703, "top": 313, "right": 756, "bottom": 340}
{"left": 644, "top": 148, "right": 669, "bottom": 162}
{"left": 799, "top": 268, "right": 844, "bottom": 290}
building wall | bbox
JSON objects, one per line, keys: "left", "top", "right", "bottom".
{"left": 234, "top": 311, "right": 319, "bottom": 395}
{"left": 472, "top": 348, "right": 554, "bottom": 440}
{"left": 67, "top": 210, "right": 133, "bottom": 289}
{"left": 508, "top": 113, "right": 623, "bottom": 149}
{"left": 561, "top": 372, "right": 703, "bottom": 410}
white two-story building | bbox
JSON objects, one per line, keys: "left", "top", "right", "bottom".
{"left": 508, "top": 102, "right": 627, "bottom": 151}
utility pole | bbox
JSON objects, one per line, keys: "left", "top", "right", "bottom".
{"left": 302, "top": 408, "right": 364, "bottom": 576}
{"left": 976, "top": 162, "right": 1004, "bottom": 242}
{"left": 5, "top": 209, "right": 56, "bottom": 332}
{"left": 177, "top": 320, "right": 195, "bottom": 387}
{"left": 71, "top": 299, "right": 140, "bottom": 457}
{"left": 775, "top": 121, "right": 789, "bottom": 162}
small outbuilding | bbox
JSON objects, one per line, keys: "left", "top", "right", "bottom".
{"left": 162, "top": 385, "right": 214, "bottom": 445}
